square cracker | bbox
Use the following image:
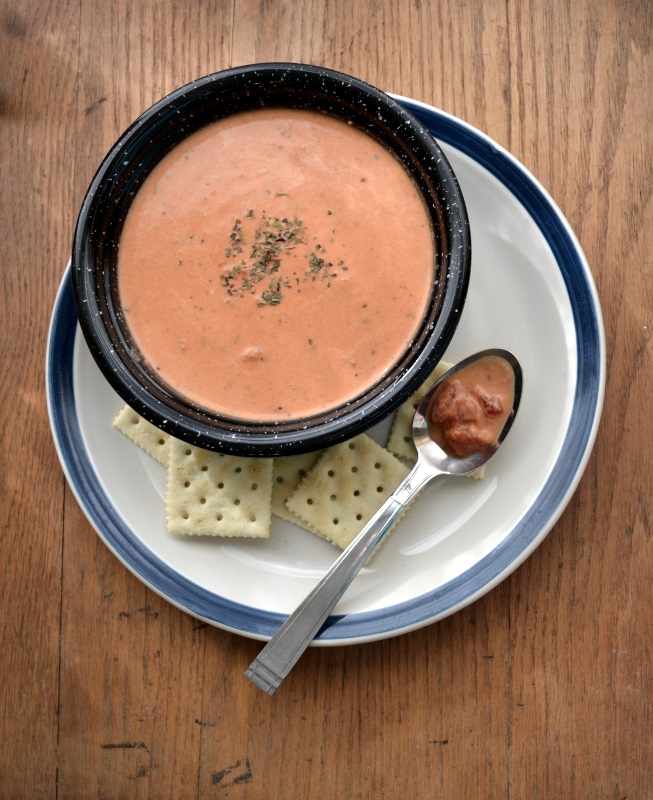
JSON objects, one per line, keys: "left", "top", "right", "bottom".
{"left": 113, "top": 405, "right": 171, "bottom": 466}
{"left": 286, "top": 434, "right": 410, "bottom": 549}
{"left": 271, "top": 451, "right": 323, "bottom": 528}
{"left": 166, "top": 439, "right": 273, "bottom": 537}
{"left": 386, "top": 361, "right": 485, "bottom": 480}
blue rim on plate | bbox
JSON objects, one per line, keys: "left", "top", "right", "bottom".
{"left": 47, "top": 99, "right": 605, "bottom": 643}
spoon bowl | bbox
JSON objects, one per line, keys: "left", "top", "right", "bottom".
{"left": 413, "top": 347, "right": 523, "bottom": 477}
{"left": 246, "top": 349, "right": 523, "bottom": 694}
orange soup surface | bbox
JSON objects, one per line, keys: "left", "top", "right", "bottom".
{"left": 118, "top": 108, "right": 435, "bottom": 421}
{"left": 427, "top": 356, "right": 515, "bottom": 457}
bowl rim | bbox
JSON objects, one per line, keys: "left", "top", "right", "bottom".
{"left": 72, "top": 62, "right": 471, "bottom": 456}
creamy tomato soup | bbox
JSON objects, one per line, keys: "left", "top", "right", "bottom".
{"left": 427, "top": 356, "right": 515, "bottom": 457}
{"left": 118, "top": 108, "right": 435, "bottom": 421}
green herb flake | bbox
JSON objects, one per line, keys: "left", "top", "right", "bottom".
{"left": 220, "top": 210, "right": 349, "bottom": 306}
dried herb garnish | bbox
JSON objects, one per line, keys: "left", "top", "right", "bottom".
{"left": 259, "top": 279, "right": 283, "bottom": 306}
{"left": 220, "top": 209, "right": 347, "bottom": 306}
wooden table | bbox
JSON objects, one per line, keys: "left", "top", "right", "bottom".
{"left": 2, "top": 0, "right": 651, "bottom": 796}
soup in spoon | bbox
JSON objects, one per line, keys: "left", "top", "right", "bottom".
{"left": 426, "top": 355, "right": 516, "bottom": 457}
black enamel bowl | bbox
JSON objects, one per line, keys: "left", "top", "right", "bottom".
{"left": 72, "top": 63, "right": 471, "bottom": 457}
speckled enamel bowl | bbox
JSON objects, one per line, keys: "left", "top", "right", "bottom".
{"left": 72, "top": 63, "right": 471, "bottom": 456}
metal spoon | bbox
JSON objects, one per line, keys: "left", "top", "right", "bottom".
{"left": 245, "top": 348, "right": 523, "bottom": 694}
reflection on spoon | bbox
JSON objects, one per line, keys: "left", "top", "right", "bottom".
{"left": 245, "top": 348, "right": 523, "bottom": 694}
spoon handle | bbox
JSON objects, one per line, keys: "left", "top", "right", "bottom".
{"left": 245, "top": 458, "right": 437, "bottom": 695}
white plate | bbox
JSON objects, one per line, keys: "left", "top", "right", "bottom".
{"left": 46, "top": 98, "right": 605, "bottom": 644}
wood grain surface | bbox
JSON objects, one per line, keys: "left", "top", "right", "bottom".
{"left": 1, "top": 0, "right": 651, "bottom": 797}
